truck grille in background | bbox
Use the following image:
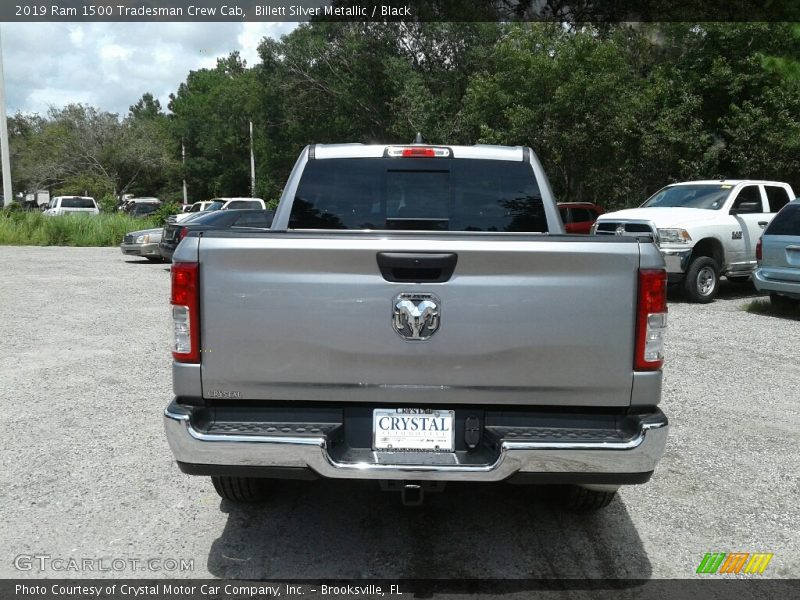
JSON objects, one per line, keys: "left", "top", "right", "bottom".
{"left": 123, "top": 234, "right": 135, "bottom": 244}
{"left": 595, "top": 222, "right": 657, "bottom": 239}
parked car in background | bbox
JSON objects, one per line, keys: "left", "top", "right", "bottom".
{"left": 172, "top": 200, "right": 216, "bottom": 223}
{"left": 171, "top": 198, "right": 267, "bottom": 223}
{"left": 43, "top": 196, "right": 99, "bottom": 216}
{"left": 24, "top": 190, "right": 50, "bottom": 209}
{"left": 120, "top": 228, "right": 164, "bottom": 262}
{"left": 754, "top": 199, "right": 800, "bottom": 307}
{"left": 121, "top": 197, "right": 160, "bottom": 216}
{"left": 213, "top": 197, "right": 267, "bottom": 210}
{"left": 129, "top": 203, "right": 160, "bottom": 218}
{"left": 558, "top": 202, "right": 604, "bottom": 234}
{"left": 159, "top": 209, "right": 274, "bottom": 261}
{"left": 592, "top": 180, "right": 795, "bottom": 302}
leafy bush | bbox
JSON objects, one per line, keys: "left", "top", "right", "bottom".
{"left": 98, "top": 194, "right": 119, "bottom": 214}
{"left": 1, "top": 202, "right": 24, "bottom": 214}
{"left": 0, "top": 212, "right": 158, "bottom": 246}
{"left": 153, "top": 202, "right": 182, "bottom": 226}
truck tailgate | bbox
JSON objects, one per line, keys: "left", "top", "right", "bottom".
{"left": 196, "top": 234, "right": 642, "bottom": 407}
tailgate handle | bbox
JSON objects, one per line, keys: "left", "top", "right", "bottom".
{"left": 377, "top": 252, "right": 457, "bottom": 283}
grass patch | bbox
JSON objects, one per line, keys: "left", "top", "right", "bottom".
{"left": 744, "top": 297, "right": 800, "bottom": 320}
{"left": 0, "top": 212, "right": 158, "bottom": 246}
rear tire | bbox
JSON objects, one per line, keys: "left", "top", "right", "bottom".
{"left": 211, "top": 476, "right": 271, "bottom": 502}
{"left": 683, "top": 257, "right": 719, "bottom": 303}
{"left": 561, "top": 485, "right": 617, "bottom": 511}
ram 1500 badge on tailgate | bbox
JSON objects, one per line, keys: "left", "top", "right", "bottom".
{"left": 164, "top": 143, "right": 669, "bottom": 510}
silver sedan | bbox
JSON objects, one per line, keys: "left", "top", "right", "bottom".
{"left": 120, "top": 228, "right": 164, "bottom": 262}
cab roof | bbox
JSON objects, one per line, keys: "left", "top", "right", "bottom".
{"left": 669, "top": 180, "right": 789, "bottom": 186}
{"left": 311, "top": 143, "right": 527, "bottom": 162}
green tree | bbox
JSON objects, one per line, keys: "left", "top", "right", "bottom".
{"left": 125, "top": 93, "right": 180, "bottom": 199}
{"left": 10, "top": 103, "right": 177, "bottom": 201}
{"left": 169, "top": 53, "right": 260, "bottom": 200}
{"left": 462, "top": 24, "right": 651, "bottom": 205}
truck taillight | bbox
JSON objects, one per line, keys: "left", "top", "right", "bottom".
{"left": 756, "top": 237, "right": 762, "bottom": 263}
{"left": 386, "top": 146, "right": 451, "bottom": 158}
{"left": 171, "top": 263, "right": 200, "bottom": 363}
{"left": 635, "top": 269, "right": 667, "bottom": 371}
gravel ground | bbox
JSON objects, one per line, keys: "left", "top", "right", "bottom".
{"left": 0, "top": 246, "right": 798, "bottom": 583}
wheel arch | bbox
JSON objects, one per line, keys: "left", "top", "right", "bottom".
{"left": 690, "top": 237, "right": 725, "bottom": 269}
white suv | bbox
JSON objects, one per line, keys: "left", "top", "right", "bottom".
{"left": 593, "top": 180, "right": 795, "bottom": 302}
{"left": 43, "top": 196, "right": 99, "bottom": 216}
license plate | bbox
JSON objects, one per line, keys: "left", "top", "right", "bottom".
{"left": 373, "top": 408, "right": 455, "bottom": 452}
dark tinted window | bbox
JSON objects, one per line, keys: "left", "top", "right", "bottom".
{"left": 642, "top": 185, "right": 730, "bottom": 210}
{"left": 571, "top": 208, "right": 593, "bottom": 222}
{"left": 290, "top": 157, "right": 546, "bottom": 232}
{"left": 765, "top": 186, "right": 791, "bottom": 212}
{"left": 765, "top": 203, "right": 800, "bottom": 235}
{"left": 226, "top": 200, "right": 261, "bottom": 209}
{"left": 61, "top": 198, "right": 95, "bottom": 209}
{"left": 132, "top": 204, "right": 158, "bottom": 215}
{"left": 233, "top": 212, "right": 273, "bottom": 227}
{"left": 731, "top": 186, "right": 763, "bottom": 213}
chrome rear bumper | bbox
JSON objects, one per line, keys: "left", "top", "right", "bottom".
{"left": 164, "top": 403, "right": 668, "bottom": 482}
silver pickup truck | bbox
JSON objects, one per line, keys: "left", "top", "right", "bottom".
{"left": 164, "top": 143, "right": 669, "bottom": 510}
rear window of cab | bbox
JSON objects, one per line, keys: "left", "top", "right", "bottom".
{"left": 61, "top": 198, "right": 96, "bottom": 209}
{"left": 290, "top": 157, "right": 547, "bottom": 232}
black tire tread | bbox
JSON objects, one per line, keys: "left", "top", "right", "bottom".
{"left": 211, "top": 476, "right": 270, "bottom": 502}
{"left": 683, "top": 256, "right": 719, "bottom": 303}
{"left": 564, "top": 486, "right": 616, "bottom": 511}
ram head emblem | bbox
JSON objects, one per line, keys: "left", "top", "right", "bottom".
{"left": 392, "top": 293, "right": 441, "bottom": 340}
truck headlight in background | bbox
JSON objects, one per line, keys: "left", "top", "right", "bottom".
{"left": 657, "top": 228, "right": 692, "bottom": 244}
{"left": 135, "top": 234, "right": 150, "bottom": 244}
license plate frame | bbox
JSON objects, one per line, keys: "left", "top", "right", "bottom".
{"left": 372, "top": 408, "right": 455, "bottom": 452}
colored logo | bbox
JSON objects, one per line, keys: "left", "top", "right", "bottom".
{"left": 696, "top": 552, "right": 773, "bottom": 574}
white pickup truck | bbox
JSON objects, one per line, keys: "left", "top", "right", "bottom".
{"left": 592, "top": 180, "right": 795, "bottom": 302}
